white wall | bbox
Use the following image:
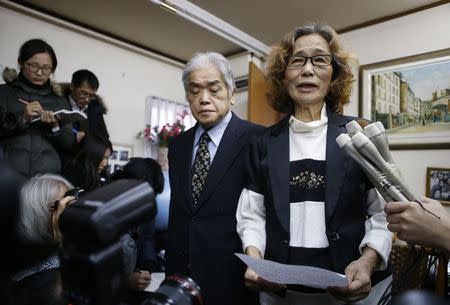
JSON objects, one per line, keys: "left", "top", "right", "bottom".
{"left": 0, "top": 4, "right": 185, "bottom": 157}
{"left": 341, "top": 4, "right": 450, "bottom": 200}
{"left": 1, "top": 3, "right": 449, "bottom": 199}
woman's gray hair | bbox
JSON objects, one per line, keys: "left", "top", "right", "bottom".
{"left": 17, "top": 174, "right": 73, "bottom": 243}
{"left": 182, "top": 52, "right": 236, "bottom": 98}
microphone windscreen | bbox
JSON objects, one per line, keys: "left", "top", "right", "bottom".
{"left": 376, "top": 121, "right": 385, "bottom": 132}
{"left": 345, "top": 120, "right": 364, "bottom": 137}
{"left": 351, "top": 132, "right": 371, "bottom": 149}
{"left": 364, "top": 123, "right": 382, "bottom": 138}
{"left": 364, "top": 123, "right": 394, "bottom": 163}
{"left": 336, "top": 133, "right": 352, "bottom": 148}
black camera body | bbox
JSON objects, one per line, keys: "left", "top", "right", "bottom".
{"left": 59, "top": 179, "right": 203, "bottom": 305}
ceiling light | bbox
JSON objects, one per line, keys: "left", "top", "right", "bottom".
{"left": 149, "top": 0, "right": 270, "bottom": 59}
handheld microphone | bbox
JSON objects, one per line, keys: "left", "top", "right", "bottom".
{"left": 345, "top": 120, "right": 364, "bottom": 137}
{"left": 336, "top": 134, "right": 408, "bottom": 202}
{"left": 351, "top": 132, "right": 418, "bottom": 202}
{"left": 364, "top": 122, "right": 395, "bottom": 164}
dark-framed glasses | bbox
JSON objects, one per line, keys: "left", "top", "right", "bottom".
{"left": 77, "top": 89, "right": 96, "bottom": 100}
{"left": 287, "top": 54, "right": 333, "bottom": 68}
{"left": 26, "top": 62, "right": 53, "bottom": 75}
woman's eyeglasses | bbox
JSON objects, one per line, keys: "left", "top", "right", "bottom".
{"left": 287, "top": 54, "right": 333, "bottom": 68}
{"left": 26, "top": 62, "right": 53, "bottom": 75}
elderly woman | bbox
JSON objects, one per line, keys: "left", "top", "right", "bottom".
{"left": 10, "top": 174, "right": 75, "bottom": 305}
{"left": 0, "top": 39, "right": 73, "bottom": 178}
{"left": 236, "top": 23, "right": 391, "bottom": 305}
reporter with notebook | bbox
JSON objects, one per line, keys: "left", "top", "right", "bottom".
{"left": 0, "top": 39, "right": 73, "bottom": 178}
{"left": 62, "top": 69, "right": 109, "bottom": 143}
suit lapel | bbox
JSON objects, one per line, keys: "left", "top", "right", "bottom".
{"left": 267, "top": 117, "right": 290, "bottom": 232}
{"left": 324, "top": 108, "right": 348, "bottom": 224}
{"left": 193, "top": 114, "right": 245, "bottom": 212}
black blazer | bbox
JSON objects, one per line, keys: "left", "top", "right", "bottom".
{"left": 246, "top": 106, "right": 391, "bottom": 281}
{"left": 166, "top": 113, "right": 262, "bottom": 305}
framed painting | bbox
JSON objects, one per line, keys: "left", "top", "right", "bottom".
{"left": 359, "top": 48, "right": 450, "bottom": 149}
{"left": 108, "top": 143, "right": 133, "bottom": 174}
{"left": 426, "top": 167, "right": 450, "bottom": 205}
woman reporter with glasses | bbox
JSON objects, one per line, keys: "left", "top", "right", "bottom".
{"left": 236, "top": 24, "right": 392, "bottom": 304}
{"left": 0, "top": 39, "right": 73, "bottom": 178}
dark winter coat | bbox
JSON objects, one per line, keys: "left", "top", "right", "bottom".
{"left": 0, "top": 69, "right": 74, "bottom": 178}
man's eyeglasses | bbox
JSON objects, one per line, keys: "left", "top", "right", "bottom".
{"left": 287, "top": 54, "right": 333, "bottom": 68}
{"left": 77, "top": 89, "right": 96, "bottom": 100}
{"left": 26, "top": 62, "right": 53, "bottom": 75}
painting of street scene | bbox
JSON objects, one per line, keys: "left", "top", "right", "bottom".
{"left": 370, "top": 58, "right": 450, "bottom": 146}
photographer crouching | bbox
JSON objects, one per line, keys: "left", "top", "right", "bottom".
{"left": 2, "top": 168, "right": 202, "bottom": 305}
{"left": 8, "top": 174, "right": 77, "bottom": 305}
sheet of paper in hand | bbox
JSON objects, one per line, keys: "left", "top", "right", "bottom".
{"left": 31, "top": 109, "right": 87, "bottom": 124}
{"left": 235, "top": 253, "right": 348, "bottom": 289}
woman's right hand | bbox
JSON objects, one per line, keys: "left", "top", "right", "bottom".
{"left": 23, "top": 101, "right": 43, "bottom": 122}
{"left": 244, "top": 246, "right": 286, "bottom": 292}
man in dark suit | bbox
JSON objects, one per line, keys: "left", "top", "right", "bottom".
{"left": 166, "top": 52, "right": 262, "bottom": 305}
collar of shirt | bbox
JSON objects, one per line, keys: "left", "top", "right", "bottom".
{"left": 69, "top": 94, "right": 88, "bottom": 112}
{"left": 289, "top": 104, "right": 328, "bottom": 133}
{"left": 192, "top": 111, "right": 232, "bottom": 164}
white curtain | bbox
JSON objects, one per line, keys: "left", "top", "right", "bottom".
{"left": 143, "top": 96, "right": 195, "bottom": 158}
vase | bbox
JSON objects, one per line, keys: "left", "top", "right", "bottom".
{"left": 157, "top": 146, "right": 169, "bottom": 171}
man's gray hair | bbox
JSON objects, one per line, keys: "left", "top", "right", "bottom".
{"left": 17, "top": 174, "right": 73, "bottom": 243}
{"left": 182, "top": 52, "right": 236, "bottom": 97}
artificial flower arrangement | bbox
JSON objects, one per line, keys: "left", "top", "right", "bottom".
{"left": 137, "top": 110, "right": 188, "bottom": 147}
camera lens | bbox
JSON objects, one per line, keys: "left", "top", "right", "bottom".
{"left": 64, "top": 187, "right": 85, "bottom": 199}
{"left": 143, "top": 275, "right": 203, "bottom": 305}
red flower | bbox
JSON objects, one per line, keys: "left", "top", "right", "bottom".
{"left": 138, "top": 111, "right": 188, "bottom": 147}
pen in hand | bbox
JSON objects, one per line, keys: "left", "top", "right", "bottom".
{"left": 18, "top": 98, "right": 30, "bottom": 105}
{"left": 19, "top": 98, "right": 46, "bottom": 122}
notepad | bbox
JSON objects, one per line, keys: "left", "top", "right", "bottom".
{"left": 31, "top": 109, "right": 87, "bottom": 124}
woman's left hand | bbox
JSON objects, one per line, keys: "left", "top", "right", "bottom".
{"left": 40, "top": 110, "right": 58, "bottom": 124}
{"left": 52, "top": 195, "right": 76, "bottom": 241}
{"left": 327, "top": 247, "right": 378, "bottom": 303}
{"left": 128, "top": 270, "right": 151, "bottom": 291}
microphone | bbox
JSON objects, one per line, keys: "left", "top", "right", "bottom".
{"left": 364, "top": 122, "right": 395, "bottom": 164}
{"left": 338, "top": 121, "right": 438, "bottom": 219}
{"left": 336, "top": 134, "right": 408, "bottom": 202}
{"left": 345, "top": 120, "right": 364, "bottom": 137}
{"left": 351, "top": 132, "right": 418, "bottom": 202}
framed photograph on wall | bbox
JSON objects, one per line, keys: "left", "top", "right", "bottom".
{"left": 108, "top": 143, "right": 133, "bottom": 174}
{"left": 426, "top": 167, "right": 450, "bottom": 205}
{"left": 359, "top": 48, "right": 450, "bottom": 150}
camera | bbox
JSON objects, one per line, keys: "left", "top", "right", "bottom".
{"left": 64, "top": 187, "right": 85, "bottom": 199}
{"left": 59, "top": 179, "right": 203, "bottom": 305}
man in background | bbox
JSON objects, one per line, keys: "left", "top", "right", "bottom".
{"left": 64, "top": 69, "right": 109, "bottom": 143}
{"left": 166, "top": 52, "right": 262, "bottom": 305}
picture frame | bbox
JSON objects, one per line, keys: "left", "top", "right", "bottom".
{"left": 108, "top": 143, "right": 133, "bottom": 174}
{"left": 359, "top": 48, "right": 450, "bottom": 150}
{"left": 426, "top": 167, "right": 450, "bottom": 205}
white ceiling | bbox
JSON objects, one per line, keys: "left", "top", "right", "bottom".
{"left": 13, "top": 0, "right": 447, "bottom": 63}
